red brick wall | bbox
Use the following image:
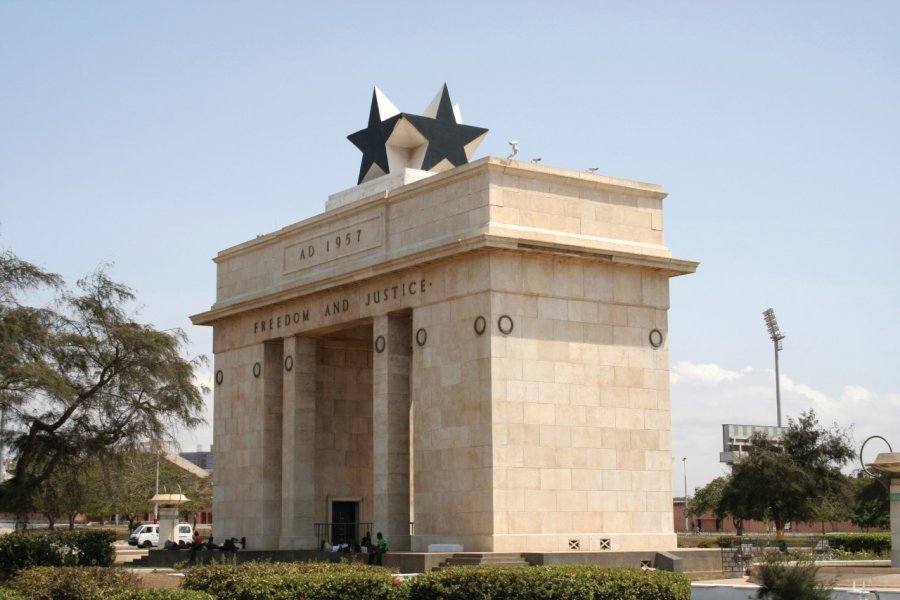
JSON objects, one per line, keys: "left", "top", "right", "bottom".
{"left": 672, "top": 501, "right": 877, "bottom": 534}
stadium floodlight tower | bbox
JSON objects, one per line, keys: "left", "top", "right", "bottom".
{"left": 762, "top": 308, "right": 785, "bottom": 427}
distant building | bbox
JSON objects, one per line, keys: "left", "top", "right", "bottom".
{"left": 673, "top": 499, "right": 877, "bottom": 535}
{"left": 179, "top": 449, "right": 213, "bottom": 470}
{"left": 719, "top": 424, "right": 786, "bottom": 465}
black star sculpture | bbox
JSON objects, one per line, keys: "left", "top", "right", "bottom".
{"left": 347, "top": 85, "right": 488, "bottom": 184}
{"left": 403, "top": 84, "right": 488, "bottom": 172}
{"left": 347, "top": 88, "right": 401, "bottom": 184}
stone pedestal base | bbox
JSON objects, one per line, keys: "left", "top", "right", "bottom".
{"left": 278, "top": 535, "right": 318, "bottom": 551}
{"left": 891, "top": 479, "right": 899, "bottom": 568}
{"left": 158, "top": 507, "right": 179, "bottom": 544}
{"left": 412, "top": 532, "right": 677, "bottom": 553}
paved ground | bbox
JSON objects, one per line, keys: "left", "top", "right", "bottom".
{"left": 701, "top": 571, "right": 900, "bottom": 591}
{"left": 133, "top": 570, "right": 183, "bottom": 589}
{"left": 822, "top": 571, "right": 900, "bottom": 591}
{"left": 113, "top": 543, "right": 900, "bottom": 592}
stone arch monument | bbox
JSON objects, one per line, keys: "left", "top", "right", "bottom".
{"left": 191, "top": 86, "right": 698, "bottom": 553}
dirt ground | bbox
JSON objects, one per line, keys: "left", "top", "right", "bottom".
{"left": 135, "top": 570, "right": 183, "bottom": 589}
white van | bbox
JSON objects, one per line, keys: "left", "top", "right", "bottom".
{"left": 128, "top": 522, "right": 193, "bottom": 548}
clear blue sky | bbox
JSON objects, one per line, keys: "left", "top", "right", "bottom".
{"left": 2, "top": 1, "right": 898, "bottom": 494}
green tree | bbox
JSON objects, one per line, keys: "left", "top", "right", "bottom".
{"left": 35, "top": 461, "right": 86, "bottom": 529}
{"left": 809, "top": 480, "right": 853, "bottom": 534}
{"left": 181, "top": 466, "right": 213, "bottom": 527}
{"left": 686, "top": 476, "right": 740, "bottom": 532}
{"left": 0, "top": 250, "right": 207, "bottom": 524}
{"left": 0, "top": 249, "right": 63, "bottom": 305}
{"left": 687, "top": 476, "right": 728, "bottom": 519}
{"left": 718, "top": 411, "right": 854, "bottom": 539}
{"left": 31, "top": 456, "right": 112, "bottom": 529}
{"left": 98, "top": 450, "right": 211, "bottom": 532}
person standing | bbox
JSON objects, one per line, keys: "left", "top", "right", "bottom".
{"left": 364, "top": 531, "right": 375, "bottom": 565}
{"left": 189, "top": 530, "right": 204, "bottom": 565}
{"left": 374, "top": 531, "right": 388, "bottom": 566}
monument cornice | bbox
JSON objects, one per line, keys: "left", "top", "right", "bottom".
{"left": 192, "top": 157, "right": 697, "bottom": 327}
{"left": 190, "top": 233, "right": 696, "bottom": 326}
{"left": 481, "top": 156, "right": 667, "bottom": 199}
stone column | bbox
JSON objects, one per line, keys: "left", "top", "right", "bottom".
{"left": 280, "top": 336, "right": 317, "bottom": 549}
{"left": 257, "top": 342, "right": 284, "bottom": 547}
{"left": 372, "top": 314, "right": 411, "bottom": 550}
{"left": 892, "top": 478, "right": 900, "bottom": 568}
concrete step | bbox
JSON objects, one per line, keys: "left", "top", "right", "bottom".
{"left": 114, "top": 544, "right": 149, "bottom": 566}
{"left": 449, "top": 556, "right": 530, "bottom": 562}
{"left": 687, "top": 570, "right": 729, "bottom": 581}
{"left": 444, "top": 558, "right": 530, "bottom": 566}
{"left": 437, "top": 553, "right": 531, "bottom": 570}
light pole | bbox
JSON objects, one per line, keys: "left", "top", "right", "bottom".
{"left": 683, "top": 457, "right": 689, "bottom": 531}
{"left": 762, "top": 308, "right": 786, "bottom": 427}
{"left": 0, "top": 407, "right": 5, "bottom": 483}
{"left": 154, "top": 450, "right": 161, "bottom": 523}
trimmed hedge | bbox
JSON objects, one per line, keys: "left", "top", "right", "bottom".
{"left": 408, "top": 565, "right": 691, "bottom": 600}
{"left": 825, "top": 533, "right": 891, "bottom": 556}
{"left": 0, "top": 530, "right": 117, "bottom": 580}
{"left": 0, "top": 582, "right": 211, "bottom": 600}
{"left": 182, "top": 562, "right": 405, "bottom": 600}
{"left": 111, "top": 591, "right": 215, "bottom": 600}
{"left": 7, "top": 566, "right": 139, "bottom": 600}
{"left": 184, "top": 563, "right": 690, "bottom": 600}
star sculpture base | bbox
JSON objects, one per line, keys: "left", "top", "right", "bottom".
{"left": 327, "top": 168, "right": 436, "bottom": 211}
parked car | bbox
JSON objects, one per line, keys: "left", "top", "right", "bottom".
{"left": 128, "top": 522, "right": 193, "bottom": 548}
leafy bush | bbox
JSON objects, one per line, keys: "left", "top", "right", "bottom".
{"left": 111, "top": 591, "right": 215, "bottom": 600}
{"left": 825, "top": 533, "right": 891, "bottom": 556}
{"left": 0, "top": 589, "right": 25, "bottom": 600}
{"left": 183, "top": 562, "right": 405, "bottom": 600}
{"left": 755, "top": 555, "right": 830, "bottom": 600}
{"left": 715, "top": 536, "right": 737, "bottom": 548}
{"left": 0, "top": 533, "right": 64, "bottom": 580}
{"left": 7, "top": 566, "right": 139, "bottom": 600}
{"left": 181, "top": 563, "right": 301, "bottom": 599}
{"left": 408, "top": 565, "right": 691, "bottom": 600}
{"left": 0, "top": 530, "right": 116, "bottom": 580}
{"left": 61, "top": 530, "right": 117, "bottom": 566}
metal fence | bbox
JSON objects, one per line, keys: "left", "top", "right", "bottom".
{"left": 313, "top": 522, "right": 373, "bottom": 547}
{"left": 718, "top": 535, "right": 835, "bottom": 576}
{"left": 312, "top": 521, "right": 418, "bottom": 548}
